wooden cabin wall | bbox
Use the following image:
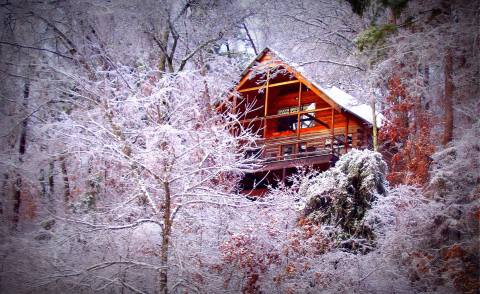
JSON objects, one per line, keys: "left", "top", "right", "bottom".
{"left": 235, "top": 55, "right": 372, "bottom": 153}
{"left": 237, "top": 82, "right": 369, "bottom": 148}
{"left": 234, "top": 51, "right": 375, "bottom": 194}
{"left": 263, "top": 83, "right": 365, "bottom": 139}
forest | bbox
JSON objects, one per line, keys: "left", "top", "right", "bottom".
{"left": 0, "top": 0, "right": 478, "bottom": 293}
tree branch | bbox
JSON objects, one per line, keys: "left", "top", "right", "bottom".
{"left": 0, "top": 41, "right": 74, "bottom": 60}
{"left": 61, "top": 217, "right": 162, "bottom": 231}
{"left": 146, "top": 31, "right": 169, "bottom": 57}
{"left": 178, "top": 32, "right": 224, "bottom": 71}
{"left": 242, "top": 23, "right": 258, "bottom": 55}
{"left": 299, "top": 59, "right": 365, "bottom": 71}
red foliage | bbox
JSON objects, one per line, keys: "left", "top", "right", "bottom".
{"left": 380, "top": 76, "right": 435, "bottom": 186}
{"left": 286, "top": 218, "right": 331, "bottom": 257}
{"left": 217, "top": 219, "right": 331, "bottom": 293}
{"left": 218, "top": 231, "right": 280, "bottom": 293}
{"left": 408, "top": 244, "right": 480, "bottom": 293}
{"left": 273, "top": 218, "right": 331, "bottom": 285}
{"left": 20, "top": 183, "right": 37, "bottom": 220}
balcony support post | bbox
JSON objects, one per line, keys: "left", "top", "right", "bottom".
{"left": 263, "top": 70, "right": 270, "bottom": 138}
{"left": 345, "top": 114, "right": 349, "bottom": 154}
{"left": 296, "top": 83, "right": 302, "bottom": 153}
{"left": 331, "top": 108, "right": 335, "bottom": 154}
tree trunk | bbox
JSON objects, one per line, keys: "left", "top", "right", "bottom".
{"left": 443, "top": 48, "right": 454, "bottom": 145}
{"left": 371, "top": 96, "right": 378, "bottom": 151}
{"left": 48, "top": 160, "right": 55, "bottom": 195}
{"left": 60, "top": 156, "right": 71, "bottom": 205}
{"left": 86, "top": 159, "right": 97, "bottom": 210}
{"left": 159, "top": 180, "right": 172, "bottom": 294}
{"left": 12, "top": 177, "right": 22, "bottom": 226}
{"left": 158, "top": 24, "right": 170, "bottom": 73}
{"left": 13, "top": 80, "right": 30, "bottom": 227}
{"left": 0, "top": 174, "right": 8, "bottom": 215}
{"left": 39, "top": 169, "right": 47, "bottom": 198}
{"left": 198, "top": 53, "right": 212, "bottom": 116}
{"left": 44, "top": 160, "right": 56, "bottom": 213}
{"left": 225, "top": 41, "right": 231, "bottom": 58}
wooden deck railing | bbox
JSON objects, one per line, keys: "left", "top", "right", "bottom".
{"left": 262, "top": 148, "right": 333, "bottom": 163}
{"left": 247, "top": 132, "right": 353, "bottom": 166}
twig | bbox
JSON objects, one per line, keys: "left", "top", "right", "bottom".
{"left": 0, "top": 41, "right": 74, "bottom": 60}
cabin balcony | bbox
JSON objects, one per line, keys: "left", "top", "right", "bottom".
{"left": 245, "top": 131, "right": 359, "bottom": 172}
{"left": 240, "top": 132, "right": 364, "bottom": 194}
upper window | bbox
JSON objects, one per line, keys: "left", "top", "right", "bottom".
{"left": 277, "top": 103, "right": 316, "bottom": 131}
{"left": 277, "top": 103, "right": 315, "bottom": 115}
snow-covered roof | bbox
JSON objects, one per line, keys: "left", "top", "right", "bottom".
{"left": 240, "top": 47, "right": 382, "bottom": 128}
{"left": 321, "top": 86, "right": 383, "bottom": 127}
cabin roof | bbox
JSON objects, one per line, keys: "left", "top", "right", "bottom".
{"left": 238, "top": 47, "right": 382, "bottom": 127}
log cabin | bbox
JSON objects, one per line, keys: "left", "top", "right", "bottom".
{"left": 231, "top": 48, "right": 379, "bottom": 196}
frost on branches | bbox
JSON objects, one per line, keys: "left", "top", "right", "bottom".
{"left": 0, "top": 62, "right": 261, "bottom": 293}
{"left": 410, "top": 122, "right": 480, "bottom": 292}
{"left": 362, "top": 123, "right": 480, "bottom": 293}
{"left": 297, "top": 149, "right": 387, "bottom": 253}
{"left": 229, "top": 141, "right": 478, "bottom": 293}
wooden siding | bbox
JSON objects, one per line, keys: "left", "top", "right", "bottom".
{"left": 233, "top": 50, "right": 371, "bottom": 178}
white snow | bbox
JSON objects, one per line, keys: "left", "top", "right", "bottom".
{"left": 321, "top": 86, "right": 384, "bottom": 128}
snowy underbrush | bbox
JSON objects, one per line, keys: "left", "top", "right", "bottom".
{"left": 220, "top": 134, "right": 479, "bottom": 293}
{"left": 2, "top": 132, "right": 477, "bottom": 293}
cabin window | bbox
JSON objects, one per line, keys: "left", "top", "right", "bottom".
{"left": 277, "top": 103, "right": 316, "bottom": 115}
{"left": 277, "top": 116, "right": 297, "bottom": 132}
{"left": 300, "top": 103, "right": 316, "bottom": 128}
{"left": 302, "top": 103, "right": 315, "bottom": 111}
{"left": 300, "top": 114, "right": 315, "bottom": 128}
{"left": 278, "top": 107, "right": 294, "bottom": 115}
{"left": 245, "top": 148, "right": 261, "bottom": 159}
{"left": 277, "top": 103, "right": 316, "bottom": 131}
{"left": 298, "top": 142, "right": 307, "bottom": 153}
{"left": 281, "top": 144, "right": 294, "bottom": 157}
